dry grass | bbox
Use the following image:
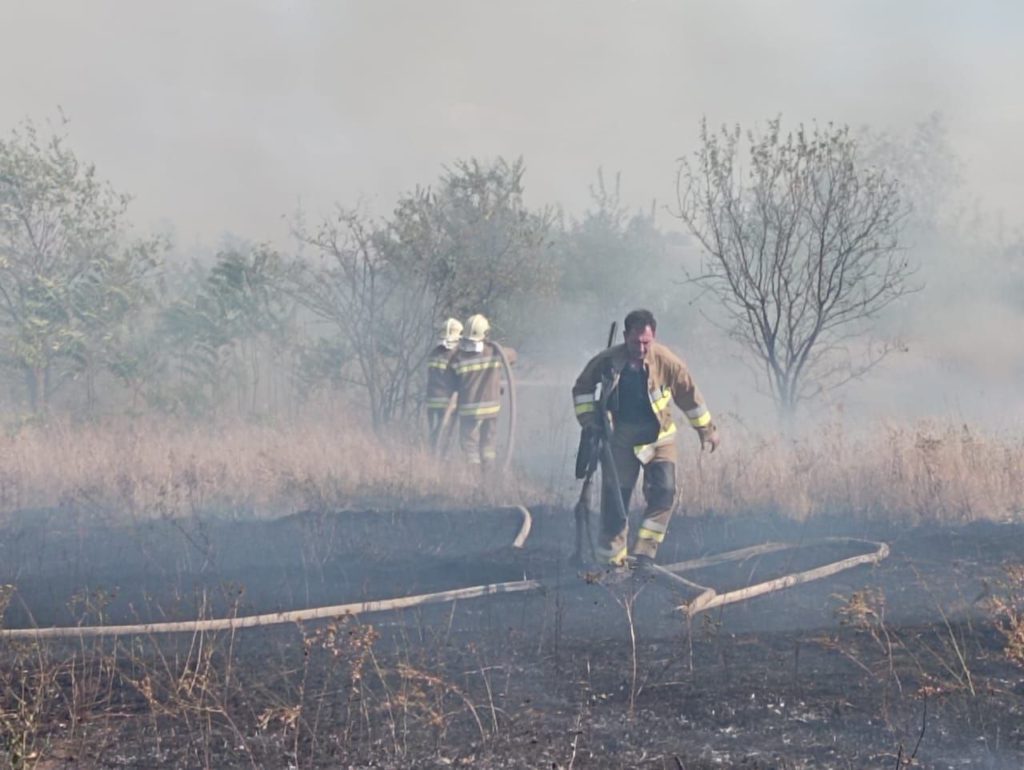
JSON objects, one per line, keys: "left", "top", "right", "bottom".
{"left": 0, "top": 410, "right": 536, "bottom": 520}
{"left": 680, "top": 419, "right": 1024, "bottom": 523}
{"left": 0, "top": 413, "right": 1022, "bottom": 524}
{"left": 987, "top": 565, "right": 1024, "bottom": 669}
{"left": 0, "top": 610, "right": 498, "bottom": 769}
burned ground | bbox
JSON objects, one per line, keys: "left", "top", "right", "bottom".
{"left": 1, "top": 507, "right": 1023, "bottom": 769}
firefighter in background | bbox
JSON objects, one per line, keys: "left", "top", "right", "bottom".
{"left": 449, "top": 313, "right": 516, "bottom": 470}
{"left": 425, "top": 317, "right": 463, "bottom": 450}
{"left": 572, "top": 309, "right": 720, "bottom": 567}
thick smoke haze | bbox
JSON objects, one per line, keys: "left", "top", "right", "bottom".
{"left": 2, "top": 1, "right": 1022, "bottom": 435}
{"left": 2, "top": 2, "right": 1021, "bottom": 244}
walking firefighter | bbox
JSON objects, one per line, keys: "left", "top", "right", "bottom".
{"left": 448, "top": 313, "right": 516, "bottom": 471}
{"left": 426, "top": 317, "right": 463, "bottom": 450}
{"left": 571, "top": 309, "right": 720, "bottom": 568}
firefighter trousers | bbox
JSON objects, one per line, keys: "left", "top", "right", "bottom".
{"left": 459, "top": 416, "right": 498, "bottom": 469}
{"left": 598, "top": 422, "right": 677, "bottom": 565}
{"left": 427, "top": 407, "right": 448, "bottom": 451}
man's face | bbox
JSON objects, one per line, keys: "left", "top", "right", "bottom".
{"left": 624, "top": 324, "right": 655, "bottom": 361}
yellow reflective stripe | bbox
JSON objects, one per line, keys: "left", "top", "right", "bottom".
{"left": 596, "top": 545, "right": 629, "bottom": 566}
{"left": 459, "top": 403, "right": 501, "bottom": 416}
{"left": 574, "top": 393, "right": 596, "bottom": 415}
{"left": 651, "top": 387, "right": 672, "bottom": 413}
{"left": 638, "top": 518, "right": 667, "bottom": 533}
{"left": 460, "top": 401, "right": 500, "bottom": 410}
{"left": 658, "top": 423, "right": 678, "bottom": 442}
{"left": 685, "top": 405, "right": 710, "bottom": 427}
{"left": 635, "top": 444, "right": 656, "bottom": 464}
{"left": 454, "top": 359, "right": 501, "bottom": 374}
{"left": 427, "top": 360, "right": 449, "bottom": 370}
{"left": 689, "top": 411, "right": 712, "bottom": 428}
{"left": 633, "top": 423, "right": 678, "bottom": 462}
{"left": 426, "top": 398, "right": 452, "bottom": 409}
{"left": 637, "top": 527, "right": 666, "bottom": 543}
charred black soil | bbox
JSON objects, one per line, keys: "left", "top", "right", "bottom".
{"left": 1, "top": 507, "right": 1023, "bottom": 769}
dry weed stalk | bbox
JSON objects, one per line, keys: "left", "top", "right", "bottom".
{"left": 825, "top": 581, "right": 989, "bottom": 713}
{"left": 986, "top": 564, "right": 1024, "bottom": 669}
{"left": 834, "top": 588, "right": 903, "bottom": 693}
{"left": 598, "top": 575, "right": 647, "bottom": 717}
{"left": 0, "top": 600, "right": 506, "bottom": 768}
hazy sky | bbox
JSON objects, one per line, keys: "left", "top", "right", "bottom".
{"left": 2, "top": 1, "right": 1021, "bottom": 248}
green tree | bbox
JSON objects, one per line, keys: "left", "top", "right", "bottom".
{"left": 386, "top": 157, "right": 557, "bottom": 336}
{"left": 292, "top": 158, "right": 556, "bottom": 428}
{"left": 553, "top": 170, "right": 679, "bottom": 340}
{"left": 157, "top": 245, "right": 296, "bottom": 417}
{"left": 0, "top": 119, "right": 159, "bottom": 413}
{"left": 675, "top": 118, "right": 914, "bottom": 416}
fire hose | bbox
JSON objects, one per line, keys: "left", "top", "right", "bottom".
{"left": 493, "top": 341, "right": 516, "bottom": 473}
{"left": 0, "top": 510, "right": 886, "bottom": 639}
{"left": 0, "top": 506, "right": 534, "bottom": 640}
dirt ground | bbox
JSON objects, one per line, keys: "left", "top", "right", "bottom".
{"left": 1, "top": 505, "right": 1023, "bottom": 769}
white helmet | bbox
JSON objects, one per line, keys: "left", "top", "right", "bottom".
{"left": 440, "top": 317, "right": 463, "bottom": 347}
{"left": 464, "top": 313, "right": 490, "bottom": 342}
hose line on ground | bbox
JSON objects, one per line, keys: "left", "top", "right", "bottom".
{"left": 0, "top": 529, "right": 888, "bottom": 640}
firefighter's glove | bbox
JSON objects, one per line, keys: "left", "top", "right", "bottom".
{"left": 574, "top": 424, "right": 603, "bottom": 479}
{"left": 698, "top": 423, "right": 720, "bottom": 454}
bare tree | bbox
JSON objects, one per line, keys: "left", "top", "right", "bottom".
{"left": 292, "top": 208, "right": 439, "bottom": 429}
{"left": 675, "top": 118, "right": 915, "bottom": 416}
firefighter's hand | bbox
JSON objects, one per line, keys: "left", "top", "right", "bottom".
{"left": 581, "top": 423, "right": 603, "bottom": 454}
{"left": 698, "top": 425, "right": 720, "bottom": 453}
{"left": 575, "top": 424, "right": 602, "bottom": 479}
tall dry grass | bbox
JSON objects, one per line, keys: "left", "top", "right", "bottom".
{"left": 0, "top": 412, "right": 535, "bottom": 520}
{"left": 680, "top": 419, "right": 1024, "bottom": 523}
{"left": 0, "top": 413, "right": 1021, "bottom": 523}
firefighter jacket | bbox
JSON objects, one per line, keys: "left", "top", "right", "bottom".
{"left": 426, "top": 344, "right": 458, "bottom": 412}
{"left": 448, "top": 341, "right": 516, "bottom": 420}
{"left": 572, "top": 341, "right": 713, "bottom": 463}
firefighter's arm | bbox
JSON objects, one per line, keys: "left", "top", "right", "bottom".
{"left": 670, "top": 359, "right": 720, "bottom": 453}
{"left": 571, "top": 354, "right": 603, "bottom": 428}
{"left": 444, "top": 355, "right": 460, "bottom": 394}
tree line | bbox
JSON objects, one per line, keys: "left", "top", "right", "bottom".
{"left": 0, "top": 114, "right": 984, "bottom": 426}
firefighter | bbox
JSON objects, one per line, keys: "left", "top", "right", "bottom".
{"left": 425, "top": 317, "right": 463, "bottom": 450}
{"left": 449, "top": 313, "right": 516, "bottom": 471}
{"left": 571, "top": 309, "right": 719, "bottom": 568}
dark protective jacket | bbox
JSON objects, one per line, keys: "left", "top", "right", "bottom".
{"left": 571, "top": 341, "right": 713, "bottom": 463}
{"left": 426, "top": 344, "right": 459, "bottom": 411}
{"left": 448, "top": 341, "right": 517, "bottom": 419}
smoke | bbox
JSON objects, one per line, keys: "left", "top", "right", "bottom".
{"left": 1, "top": 2, "right": 1021, "bottom": 246}
{"left": 1, "top": 1, "right": 1022, "bottom": 443}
